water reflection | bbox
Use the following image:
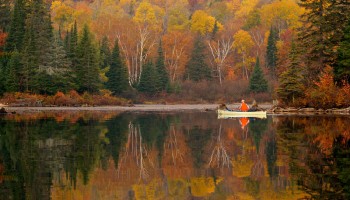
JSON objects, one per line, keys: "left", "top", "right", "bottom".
{"left": 0, "top": 112, "right": 350, "bottom": 199}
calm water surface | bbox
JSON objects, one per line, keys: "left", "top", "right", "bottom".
{"left": 0, "top": 111, "right": 350, "bottom": 200}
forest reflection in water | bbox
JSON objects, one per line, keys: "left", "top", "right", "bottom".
{"left": 0, "top": 111, "right": 350, "bottom": 199}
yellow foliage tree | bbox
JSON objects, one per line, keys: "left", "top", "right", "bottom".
{"left": 190, "top": 177, "right": 223, "bottom": 197}
{"left": 51, "top": 1, "right": 74, "bottom": 30}
{"left": 133, "top": 1, "right": 163, "bottom": 31}
{"left": 260, "top": 0, "right": 304, "bottom": 30}
{"left": 132, "top": 179, "right": 165, "bottom": 200}
{"left": 232, "top": 30, "right": 255, "bottom": 79}
{"left": 232, "top": 154, "right": 254, "bottom": 177}
{"left": 190, "top": 10, "right": 223, "bottom": 35}
{"left": 234, "top": 0, "right": 259, "bottom": 19}
{"left": 167, "top": 178, "right": 188, "bottom": 198}
{"left": 168, "top": 5, "right": 190, "bottom": 31}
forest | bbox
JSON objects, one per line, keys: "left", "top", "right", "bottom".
{"left": 0, "top": 0, "right": 349, "bottom": 108}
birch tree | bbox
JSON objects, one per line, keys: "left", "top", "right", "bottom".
{"left": 208, "top": 38, "right": 233, "bottom": 85}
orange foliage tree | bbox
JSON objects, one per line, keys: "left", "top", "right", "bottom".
{"left": 0, "top": 31, "right": 7, "bottom": 55}
{"left": 306, "top": 65, "right": 350, "bottom": 108}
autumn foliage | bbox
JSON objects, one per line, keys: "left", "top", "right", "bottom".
{"left": 0, "top": 31, "right": 7, "bottom": 55}
{"left": 0, "top": 90, "right": 129, "bottom": 107}
{"left": 306, "top": 66, "right": 350, "bottom": 108}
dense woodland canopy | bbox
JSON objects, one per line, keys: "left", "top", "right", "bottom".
{"left": 0, "top": 0, "right": 350, "bottom": 107}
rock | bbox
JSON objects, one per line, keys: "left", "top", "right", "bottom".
{"left": 284, "top": 107, "right": 299, "bottom": 112}
{"left": 271, "top": 107, "right": 283, "bottom": 112}
{"left": 299, "top": 108, "right": 316, "bottom": 112}
{"left": 316, "top": 109, "right": 325, "bottom": 113}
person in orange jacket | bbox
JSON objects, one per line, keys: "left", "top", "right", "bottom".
{"left": 239, "top": 117, "right": 250, "bottom": 129}
{"left": 238, "top": 99, "right": 249, "bottom": 112}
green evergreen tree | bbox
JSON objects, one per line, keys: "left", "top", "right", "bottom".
{"left": 99, "top": 36, "right": 111, "bottom": 69}
{"left": 266, "top": 27, "right": 278, "bottom": 78}
{"left": 266, "top": 136, "right": 278, "bottom": 179}
{"left": 0, "top": 0, "right": 11, "bottom": 32}
{"left": 334, "top": 20, "right": 350, "bottom": 83}
{"left": 155, "top": 40, "right": 169, "bottom": 91}
{"left": 6, "top": 50, "right": 21, "bottom": 92}
{"left": 76, "top": 24, "right": 101, "bottom": 93}
{"left": 4, "top": 0, "right": 27, "bottom": 51}
{"left": 37, "top": 35, "right": 74, "bottom": 94}
{"left": 64, "top": 29, "right": 70, "bottom": 52}
{"left": 0, "top": 62, "right": 5, "bottom": 95}
{"left": 298, "top": 0, "right": 350, "bottom": 80}
{"left": 277, "top": 42, "right": 304, "bottom": 104}
{"left": 249, "top": 57, "right": 268, "bottom": 93}
{"left": 211, "top": 20, "right": 219, "bottom": 39}
{"left": 185, "top": 36, "right": 212, "bottom": 81}
{"left": 138, "top": 61, "right": 158, "bottom": 94}
{"left": 69, "top": 21, "right": 78, "bottom": 68}
{"left": 21, "top": 0, "right": 53, "bottom": 92}
{"left": 106, "top": 39, "right": 129, "bottom": 95}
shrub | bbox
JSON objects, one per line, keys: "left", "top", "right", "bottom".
{"left": 53, "top": 91, "right": 69, "bottom": 106}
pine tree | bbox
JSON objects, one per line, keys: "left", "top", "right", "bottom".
{"left": 334, "top": 20, "right": 350, "bottom": 83}
{"left": 138, "top": 61, "right": 158, "bottom": 94}
{"left": 277, "top": 42, "right": 305, "bottom": 104}
{"left": 106, "top": 39, "right": 129, "bottom": 95}
{"left": 155, "top": 40, "right": 169, "bottom": 91}
{"left": 249, "top": 57, "right": 268, "bottom": 93}
{"left": 6, "top": 50, "right": 21, "bottom": 92}
{"left": 0, "top": 0, "right": 11, "bottom": 32}
{"left": 185, "top": 36, "right": 212, "bottom": 81}
{"left": 5, "top": 0, "right": 27, "bottom": 51}
{"left": 266, "top": 27, "right": 278, "bottom": 78}
{"left": 76, "top": 24, "right": 101, "bottom": 93}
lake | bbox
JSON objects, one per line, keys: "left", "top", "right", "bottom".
{"left": 0, "top": 111, "right": 349, "bottom": 199}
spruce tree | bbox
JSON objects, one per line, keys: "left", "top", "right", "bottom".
{"left": 138, "top": 61, "right": 158, "bottom": 94}
{"left": 76, "top": 25, "right": 101, "bottom": 93}
{"left": 17, "top": 0, "right": 53, "bottom": 92}
{"left": 249, "top": 57, "right": 268, "bottom": 93}
{"left": 106, "top": 39, "right": 129, "bottom": 95}
{"left": 185, "top": 36, "right": 212, "bottom": 81}
{"left": 37, "top": 35, "right": 73, "bottom": 94}
{"left": 155, "top": 40, "right": 169, "bottom": 91}
{"left": 298, "top": 0, "right": 350, "bottom": 80}
{"left": 69, "top": 21, "right": 78, "bottom": 66}
{"left": 64, "top": 29, "right": 70, "bottom": 52}
{"left": 266, "top": 27, "right": 278, "bottom": 78}
{"left": 277, "top": 42, "right": 304, "bottom": 104}
{"left": 0, "top": 0, "right": 11, "bottom": 32}
{"left": 6, "top": 50, "right": 21, "bottom": 92}
{"left": 5, "top": 0, "right": 27, "bottom": 51}
{"left": 334, "top": 20, "right": 350, "bottom": 83}
{"left": 100, "top": 36, "right": 111, "bottom": 69}
{"left": 0, "top": 62, "right": 4, "bottom": 95}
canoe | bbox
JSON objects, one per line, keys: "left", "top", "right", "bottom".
{"left": 217, "top": 109, "right": 267, "bottom": 119}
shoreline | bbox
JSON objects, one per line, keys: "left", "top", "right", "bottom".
{"left": 1, "top": 104, "right": 349, "bottom": 115}
{"left": 1, "top": 104, "right": 272, "bottom": 113}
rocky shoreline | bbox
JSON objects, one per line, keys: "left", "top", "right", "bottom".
{"left": 268, "top": 106, "right": 350, "bottom": 114}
